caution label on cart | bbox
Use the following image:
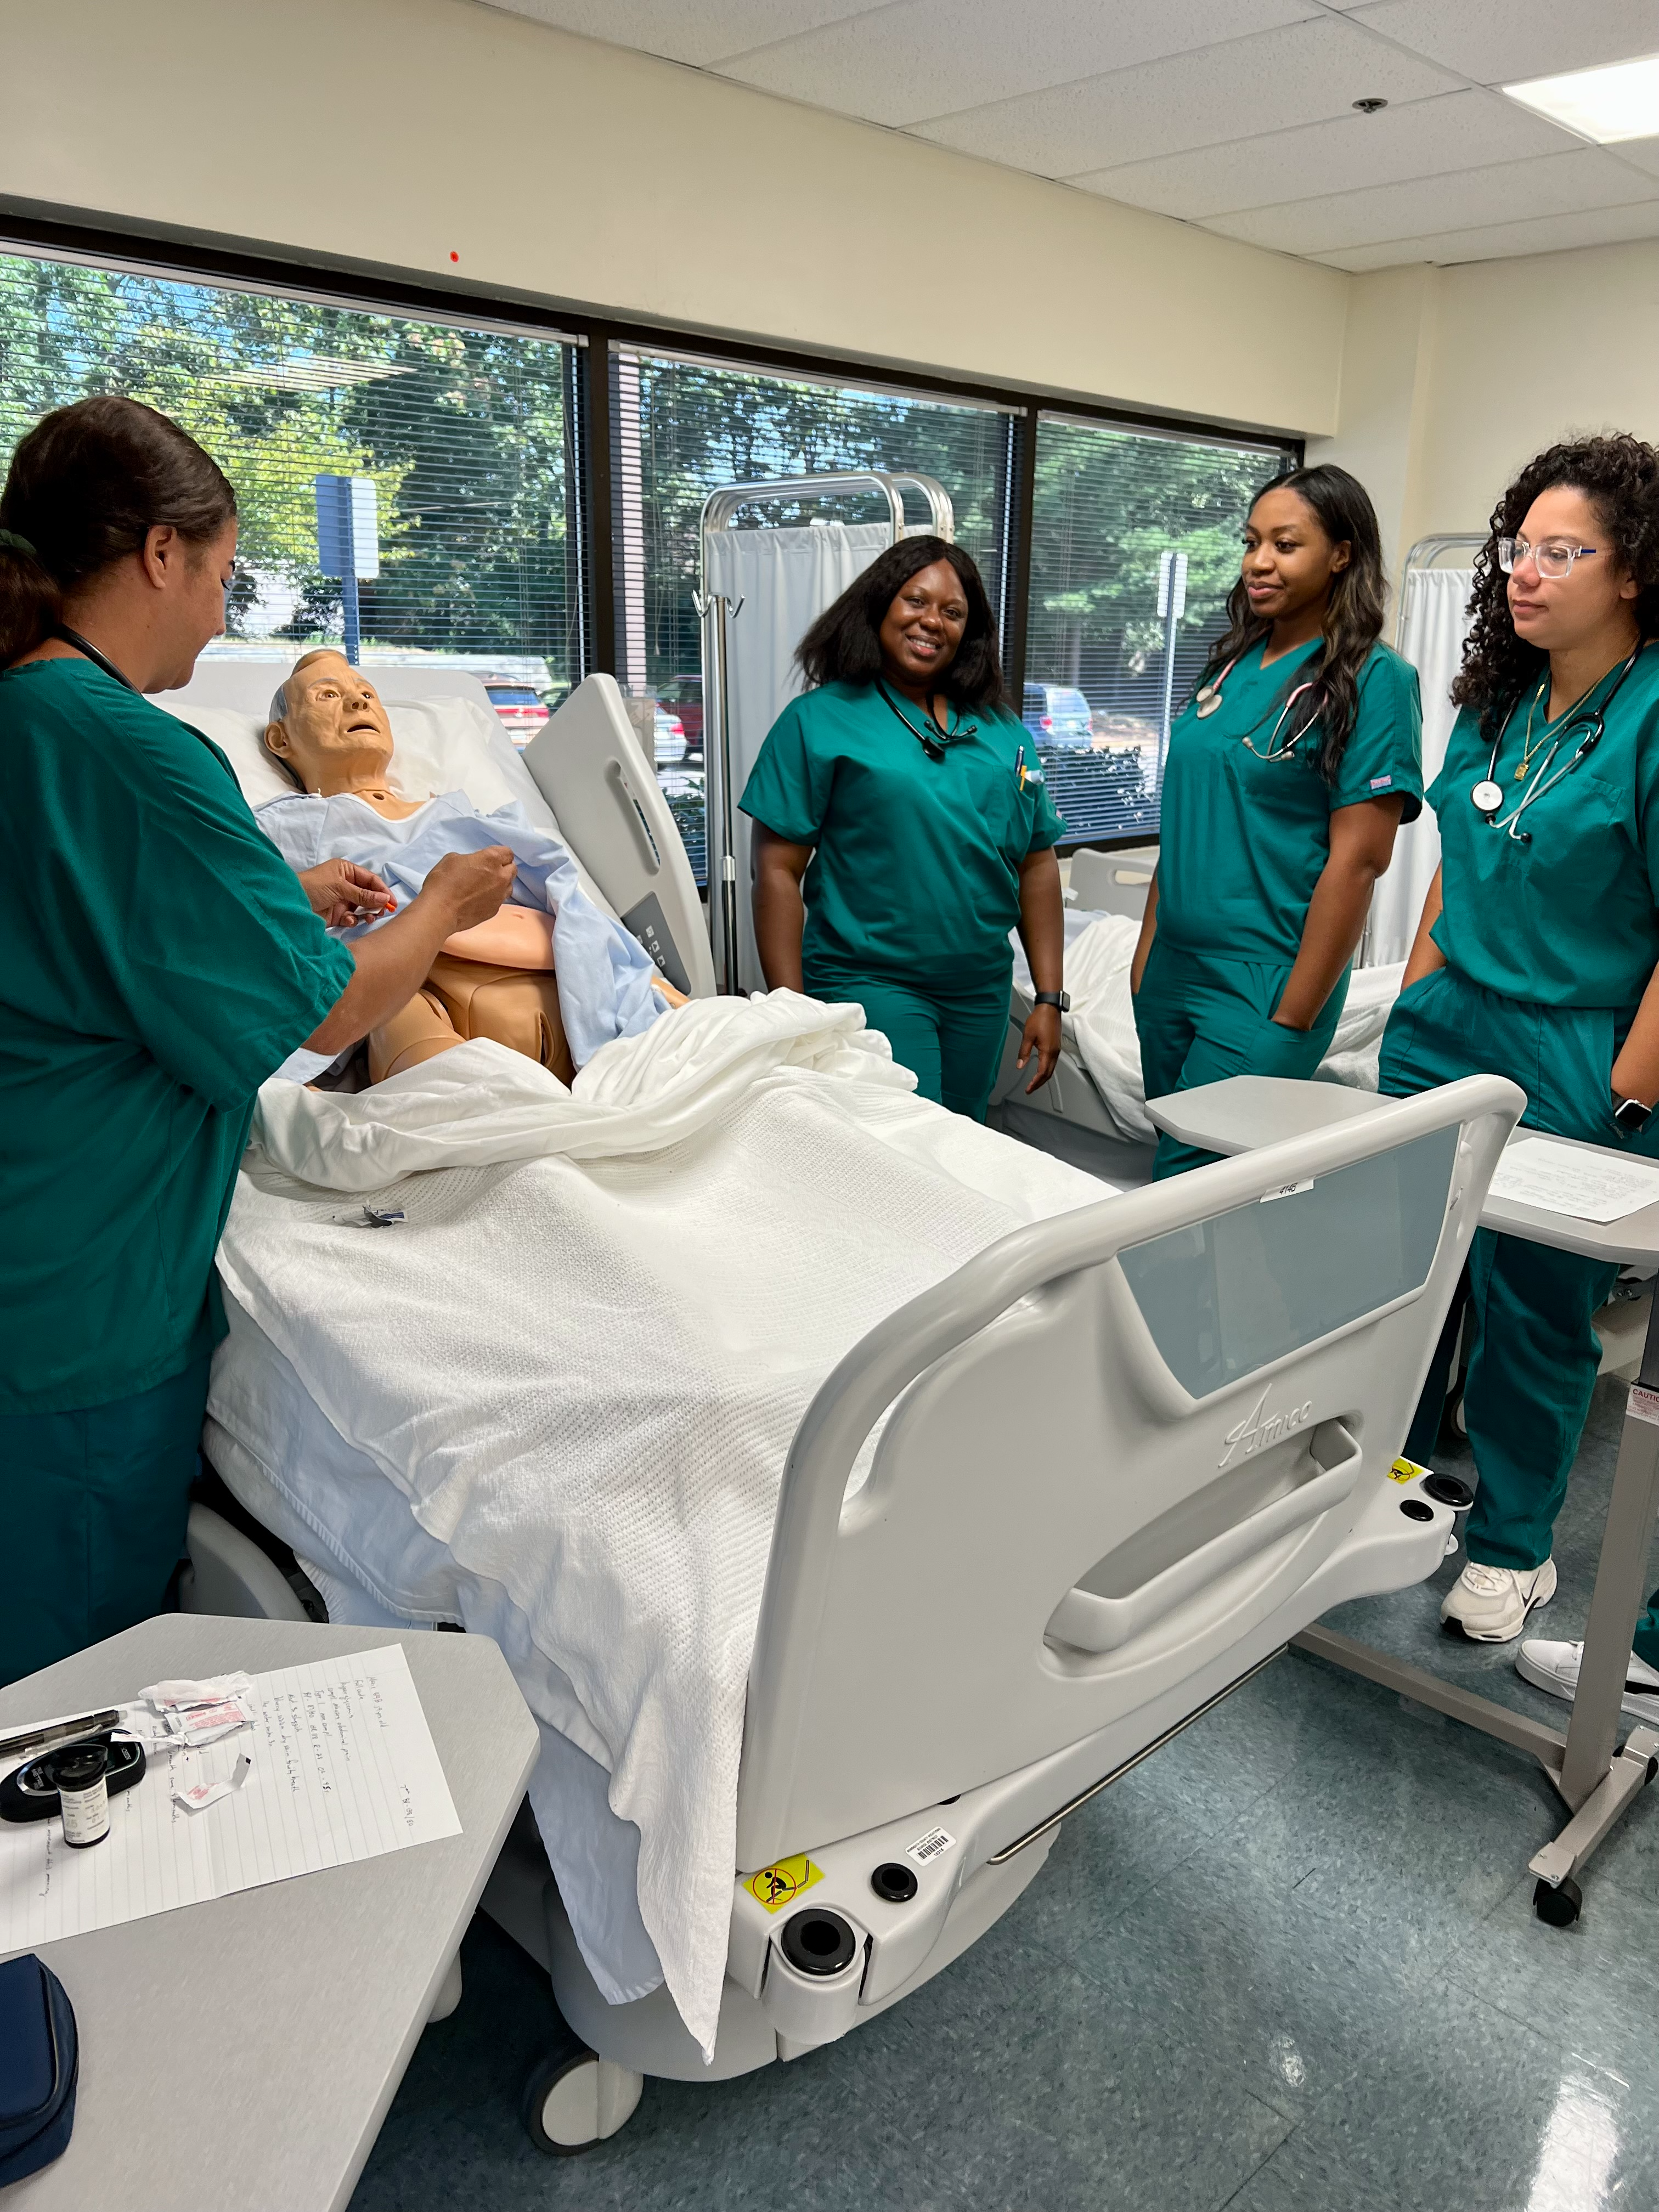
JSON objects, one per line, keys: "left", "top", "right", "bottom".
{"left": 1628, "top": 1384, "right": 1659, "bottom": 1427}
{"left": 745, "top": 1855, "right": 824, "bottom": 1913}
{"left": 1388, "top": 1456, "right": 1428, "bottom": 1483}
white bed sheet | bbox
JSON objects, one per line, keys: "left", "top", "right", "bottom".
{"left": 212, "top": 992, "right": 1107, "bottom": 2056}
{"left": 204, "top": 1313, "right": 666, "bottom": 2004}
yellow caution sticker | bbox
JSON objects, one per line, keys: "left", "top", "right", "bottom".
{"left": 744, "top": 1855, "right": 823, "bottom": 1914}
{"left": 1389, "top": 1456, "right": 1427, "bottom": 1484}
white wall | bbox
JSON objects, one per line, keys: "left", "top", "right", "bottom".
{"left": 0, "top": 0, "right": 1348, "bottom": 436}
{"left": 1316, "top": 238, "right": 1659, "bottom": 576}
{"left": 1409, "top": 238, "right": 1659, "bottom": 545}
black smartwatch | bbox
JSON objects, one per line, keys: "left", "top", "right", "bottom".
{"left": 1612, "top": 1093, "right": 1652, "bottom": 1137}
{"left": 1033, "top": 990, "right": 1070, "bottom": 1014}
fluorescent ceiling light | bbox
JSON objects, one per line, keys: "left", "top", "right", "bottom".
{"left": 1504, "top": 52, "right": 1659, "bottom": 144}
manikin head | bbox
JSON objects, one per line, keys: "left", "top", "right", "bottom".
{"left": 263, "top": 650, "right": 397, "bottom": 794}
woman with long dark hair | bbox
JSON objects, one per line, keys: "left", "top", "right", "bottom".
{"left": 0, "top": 396, "right": 514, "bottom": 1681}
{"left": 1380, "top": 434, "right": 1659, "bottom": 1677}
{"left": 741, "top": 535, "right": 1065, "bottom": 1120}
{"left": 1130, "top": 464, "right": 1422, "bottom": 1176}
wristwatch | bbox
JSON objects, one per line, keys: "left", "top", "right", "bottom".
{"left": 1033, "top": 990, "right": 1071, "bottom": 1014}
{"left": 1612, "top": 1093, "right": 1652, "bottom": 1137}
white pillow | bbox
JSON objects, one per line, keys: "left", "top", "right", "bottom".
{"left": 158, "top": 693, "right": 558, "bottom": 831}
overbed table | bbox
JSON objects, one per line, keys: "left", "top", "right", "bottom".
{"left": 1148, "top": 1077, "right": 1659, "bottom": 1920}
{"left": 2, "top": 1615, "right": 538, "bottom": 2210}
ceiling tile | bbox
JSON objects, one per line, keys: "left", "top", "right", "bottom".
{"left": 1074, "top": 87, "right": 1575, "bottom": 220}
{"left": 717, "top": 0, "right": 1315, "bottom": 129}
{"left": 1343, "top": 0, "right": 1659, "bottom": 90}
{"left": 1209, "top": 146, "right": 1656, "bottom": 254}
{"left": 1317, "top": 200, "right": 1659, "bottom": 272}
{"left": 475, "top": 0, "right": 870, "bottom": 68}
{"left": 1604, "top": 134, "right": 1659, "bottom": 180}
{"left": 914, "top": 14, "right": 1459, "bottom": 177}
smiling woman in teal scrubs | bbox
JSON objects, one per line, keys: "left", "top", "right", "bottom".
{"left": 0, "top": 396, "right": 517, "bottom": 1684}
{"left": 1131, "top": 465, "right": 1422, "bottom": 1176}
{"left": 1380, "top": 434, "right": 1659, "bottom": 1685}
{"left": 742, "top": 536, "right": 1065, "bottom": 1120}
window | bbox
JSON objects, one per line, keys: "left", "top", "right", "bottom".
{"left": 0, "top": 250, "right": 580, "bottom": 727}
{"left": 610, "top": 344, "right": 1015, "bottom": 882}
{"left": 1025, "top": 414, "right": 1295, "bottom": 846}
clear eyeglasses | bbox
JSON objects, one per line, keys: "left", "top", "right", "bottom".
{"left": 1497, "top": 537, "right": 1604, "bottom": 579}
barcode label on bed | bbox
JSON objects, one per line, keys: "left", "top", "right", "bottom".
{"left": 1260, "top": 1180, "right": 1313, "bottom": 1204}
{"left": 906, "top": 1826, "right": 955, "bottom": 1867}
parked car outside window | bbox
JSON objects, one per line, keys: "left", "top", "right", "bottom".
{"left": 483, "top": 680, "right": 551, "bottom": 748}
{"left": 1022, "top": 682, "right": 1093, "bottom": 751}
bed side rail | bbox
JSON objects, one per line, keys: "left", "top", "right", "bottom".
{"left": 737, "top": 1074, "right": 1521, "bottom": 1863}
{"left": 522, "top": 675, "right": 716, "bottom": 999}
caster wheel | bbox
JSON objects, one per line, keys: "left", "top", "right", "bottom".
{"left": 521, "top": 2048, "right": 644, "bottom": 2154}
{"left": 1534, "top": 1875, "right": 1582, "bottom": 1928}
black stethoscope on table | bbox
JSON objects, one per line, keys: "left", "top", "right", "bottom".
{"left": 1471, "top": 643, "right": 1647, "bottom": 841}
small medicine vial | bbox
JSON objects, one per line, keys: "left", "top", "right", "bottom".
{"left": 54, "top": 1742, "right": 111, "bottom": 1849}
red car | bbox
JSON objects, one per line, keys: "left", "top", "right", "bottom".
{"left": 483, "top": 679, "right": 551, "bottom": 748}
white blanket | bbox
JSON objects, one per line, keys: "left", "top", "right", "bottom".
{"left": 215, "top": 993, "right": 1103, "bottom": 2057}
{"left": 1015, "top": 912, "right": 1404, "bottom": 1142}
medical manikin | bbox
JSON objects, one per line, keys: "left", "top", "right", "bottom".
{"left": 258, "top": 651, "right": 671, "bottom": 1083}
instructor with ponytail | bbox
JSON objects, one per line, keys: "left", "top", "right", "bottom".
{"left": 1130, "top": 464, "right": 1422, "bottom": 1176}
{"left": 0, "top": 396, "right": 515, "bottom": 1682}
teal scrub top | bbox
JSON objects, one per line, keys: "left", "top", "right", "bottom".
{"left": 1157, "top": 638, "right": 1423, "bottom": 964}
{"left": 0, "top": 658, "right": 354, "bottom": 1415}
{"left": 740, "top": 680, "right": 1065, "bottom": 986}
{"left": 1430, "top": 642, "right": 1659, "bottom": 1009}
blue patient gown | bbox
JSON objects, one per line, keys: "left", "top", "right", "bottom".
{"left": 257, "top": 791, "right": 665, "bottom": 1065}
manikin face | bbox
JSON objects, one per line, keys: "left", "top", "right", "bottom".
{"left": 264, "top": 653, "right": 396, "bottom": 793}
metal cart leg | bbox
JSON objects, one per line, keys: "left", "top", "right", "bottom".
{"left": 1295, "top": 1296, "right": 1659, "bottom": 1914}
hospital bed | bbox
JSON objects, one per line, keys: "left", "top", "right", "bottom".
{"left": 156, "top": 659, "right": 715, "bottom": 1003}
{"left": 165, "top": 667, "right": 1522, "bottom": 2147}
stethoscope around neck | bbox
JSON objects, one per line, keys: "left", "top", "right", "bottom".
{"left": 1194, "top": 653, "right": 1316, "bottom": 760}
{"left": 1470, "top": 642, "right": 1647, "bottom": 842}
{"left": 876, "top": 681, "right": 977, "bottom": 762}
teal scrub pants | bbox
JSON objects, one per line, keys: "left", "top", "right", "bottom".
{"left": 1380, "top": 964, "right": 1659, "bottom": 1665}
{"left": 0, "top": 1354, "right": 207, "bottom": 1686}
{"left": 1132, "top": 937, "right": 1350, "bottom": 1178}
{"left": 805, "top": 962, "right": 1012, "bottom": 1122}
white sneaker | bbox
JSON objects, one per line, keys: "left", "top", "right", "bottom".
{"left": 1440, "top": 1557, "right": 1557, "bottom": 1643}
{"left": 1517, "top": 1638, "right": 1659, "bottom": 1724}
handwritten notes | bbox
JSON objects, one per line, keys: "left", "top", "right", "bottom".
{"left": 1487, "top": 1136, "right": 1659, "bottom": 1226}
{"left": 0, "top": 1646, "right": 459, "bottom": 1951}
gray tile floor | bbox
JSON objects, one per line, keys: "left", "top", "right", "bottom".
{"left": 353, "top": 1381, "right": 1659, "bottom": 2211}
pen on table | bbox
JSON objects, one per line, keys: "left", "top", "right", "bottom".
{"left": 0, "top": 1708, "right": 123, "bottom": 1763}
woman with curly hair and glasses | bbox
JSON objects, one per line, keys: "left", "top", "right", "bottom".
{"left": 1381, "top": 433, "right": 1659, "bottom": 1685}
{"left": 1130, "top": 464, "right": 1423, "bottom": 1177}
{"left": 742, "top": 536, "right": 1065, "bottom": 1122}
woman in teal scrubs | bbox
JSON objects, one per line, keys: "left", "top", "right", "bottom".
{"left": 1131, "top": 465, "right": 1423, "bottom": 1176}
{"left": 1381, "top": 433, "right": 1659, "bottom": 1686}
{"left": 0, "top": 396, "right": 516, "bottom": 1684}
{"left": 742, "top": 536, "right": 1065, "bottom": 1120}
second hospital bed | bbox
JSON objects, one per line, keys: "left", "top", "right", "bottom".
{"left": 165, "top": 668, "right": 1522, "bottom": 2147}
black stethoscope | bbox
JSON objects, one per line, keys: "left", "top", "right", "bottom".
{"left": 876, "top": 681, "right": 977, "bottom": 763}
{"left": 1470, "top": 642, "right": 1648, "bottom": 842}
{"left": 57, "top": 625, "right": 136, "bottom": 692}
